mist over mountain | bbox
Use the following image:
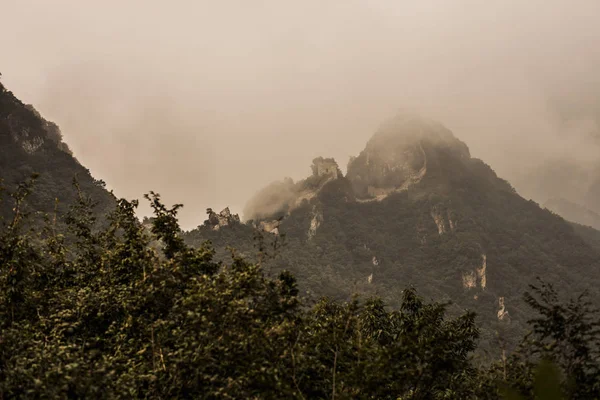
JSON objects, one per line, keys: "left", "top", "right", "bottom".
{"left": 0, "top": 78, "right": 114, "bottom": 221}
{"left": 3, "top": 58, "right": 600, "bottom": 395}
{"left": 4, "top": 72, "right": 598, "bottom": 354}
{"left": 544, "top": 198, "right": 600, "bottom": 231}
{"left": 5, "top": 1, "right": 600, "bottom": 396}
{"left": 185, "top": 114, "right": 600, "bottom": 354}
{"left": 2, "top": 1, "right": 600, "bottom": 229}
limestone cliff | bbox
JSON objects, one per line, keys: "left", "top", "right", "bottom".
{"left": 346, "top": 113, "right": 470, "bottom": 201}
{"left": 243, "top": 112, "right": 501, "bottom": 238}
{"left": 185, "top": 111, "right": 600, "bottom": 355}
{"left": 203, "top": 207, "right": 241, "bottom": 230}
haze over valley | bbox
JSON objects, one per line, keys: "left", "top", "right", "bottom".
{"left": 3, "top": 2, "right": 600, "bottom": 398}
{"left": 2, "top": 0, "right": 600, "bottom": 228}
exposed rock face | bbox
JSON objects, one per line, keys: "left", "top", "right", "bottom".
{"left": 6, "top": 103, "right": 72, "bottom": 156}
{"left": 23, "top": 104, "right": 71, "bottom": 153}
{"left": 204, "top": 207, "right": 241, "bottom": 230}
{"left": 244, "top": 158, "right": 343, "bottom": 222}
{"left": 462, "top": 254, "right": 487, "bottom": 290}
{"left": 430, "top": 205, "right": 457, "bottom": 235}
{"left": 477, "top": 254, "right": 487, "bottom": 289}
{"left": 308, "top": 206, "right": 323, "bottom": 240}
{"left": 185, "top": 110, "right": 600, "bottom": 354}
{"left": 497, "top": 297, "right": 509, "bottom": 321}
{"left": 245, "top": 113, "right": 472, "bottom": 223}
{"left": 462, "top": 271, "right": 476, "bottom": 289}
{"left": 346, "top": 113, "right": 470, "bottom": 201}
{"left": 259, "top": 220, "right": 280, "bottom": 235}
{"left": 431, "top": 206, "right": 448, "bottom": 235}
{"left": 22, "top": 136, "right": 44, "bottom": 154}
{"left": 447, "top": 210, "right": 457, "bottom": 231}
{"left": 311, "top": 157, "right": 342, "bottom": 179}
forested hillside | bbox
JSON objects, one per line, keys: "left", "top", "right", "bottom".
{"left": 2, "top": 184, "right": 600, "bottom": 399}
{"left": 184, "top": 115, "right": 600, "bottom": 354}
{"left": 2, "top": 82, "right": 600, "bottom": 399}
{"left": 0, "top": 77, "right": 114, "bottom": 222}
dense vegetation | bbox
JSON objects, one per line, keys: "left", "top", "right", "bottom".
{"left": 0, "top": 79, "right": 114, "bottom": 222}
{"left": 1, "top": 180, "right": 600, "bottom": 399}
{"left": 185, "top": 161, "right": 600, "bottom": 356}
{"left": 2, "top": 78, "right": 600, "bottom": 398}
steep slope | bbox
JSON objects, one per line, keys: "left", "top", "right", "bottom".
{"left": 570, "top": 222, "right": 600, "bottom": 253}
{"left": 184, "top": 114, "right": 600, "bottom": 354}
{"left": 586, "top": 174, "right": 600, "bottom": 213}
{"left": 0, "top": 79, "right": 114, "bottom": 222}
{"left": 544, "top": 197, "right": 600, "bottom": 230}
{"left": 512, "top": 157, "right": 600, "bottom": 226}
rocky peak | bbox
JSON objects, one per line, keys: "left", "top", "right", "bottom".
{"left": 244, "top": 113, "right": 474, "bottom": 218}
{"left": 243, "top": 158, "right": 343, "bottom": 222}
{"left": 204, "top": 207, "right": 241, "bottom": 230}
{"left": 311, "top": 157, "right": 342, "bottom": 179}
{"left": 346, "top": 113, "right": 471, "bottom": 200}
{"left": 367, "top": 112, "right": 469, "bottom": 153}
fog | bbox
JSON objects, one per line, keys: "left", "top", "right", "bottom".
{"left": 2, "top": 0, "right": 600, "bottom": 229}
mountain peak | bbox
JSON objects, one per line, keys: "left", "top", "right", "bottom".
{"left": 347, "top": 113, "right": 470, "bottom": 200}
{"left": 244, "top": 113, "right": 479, "bottom": 220}
{"left": 310, "top": 157, "right": 342, "bottom": 179}
{"left": 371, "top": 112, "right": 468, "bottom": 153}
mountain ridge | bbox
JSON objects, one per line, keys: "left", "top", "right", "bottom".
{"left": 2, "top": 77, "right": 599, "bottom": 356}
{"left": 0, "top": 78, "right": 114, "bottom": 222}
{"left": 185, "top": 113, "right": 600, "bottom": 353}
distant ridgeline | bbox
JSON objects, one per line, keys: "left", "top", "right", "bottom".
{"left": 184, "top": 113, "right": 600, "bottom": 352}
{"left": 544, "top": 197, "right": 600, "bottom": 231}
{"left": 2, "top": 76, "right": 599, "bottom": 356}
{"left": 513, "top": 155, "right": 600, "bottom": 230}
{"left": 0, "top": 79, "right": 114, "bottom": 222}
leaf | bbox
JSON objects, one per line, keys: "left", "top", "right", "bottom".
{"left": 498, "top": 383, "right": 526, "bottom": 400}
{"left": 533, "top": 359, "right": 563, "bottom": 400}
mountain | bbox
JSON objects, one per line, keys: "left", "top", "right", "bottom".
{"left": 570, "top": 221, "right": 600, "bottom": 254}
{"left": 586, "top": 175, "right": 600, "bottom": 213}
{"left": 184, "top": 113, "right": 600, "bottom": 354}
{"left": 544, "top": 197, "right": 600, "bottom": 230}
{"left": 512, "top": 157, "right": 600, "bottom": 226}
{"left": 4, "top": 74, "right": 597, "bottom": 355}
{"left": 0, "top": 79, "right": 114, "bottom": 222}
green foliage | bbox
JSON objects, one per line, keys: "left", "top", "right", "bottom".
{"left": 1, "top": 179, "right": 600, "bottom": 398}
{"left": 0, "top": 78, "right": 114, "bottom": 223}
{"left": 0, "top": 183, "right": 483, "bottom": 399}
{"left": 184, "top": 167, "right": 600, "bottom": 357}
{"left": 2, "top": 74, "right": 600, "bottom": 398}
{"left": 499, "top": 359, "right": 563, "bottom": 400}
{"left": 477, "top": 281, "right": 600, "bottom": 399}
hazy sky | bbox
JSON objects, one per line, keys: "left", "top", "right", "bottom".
{"left": 2, "top": 0, "right": 600, "bottom": 228}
